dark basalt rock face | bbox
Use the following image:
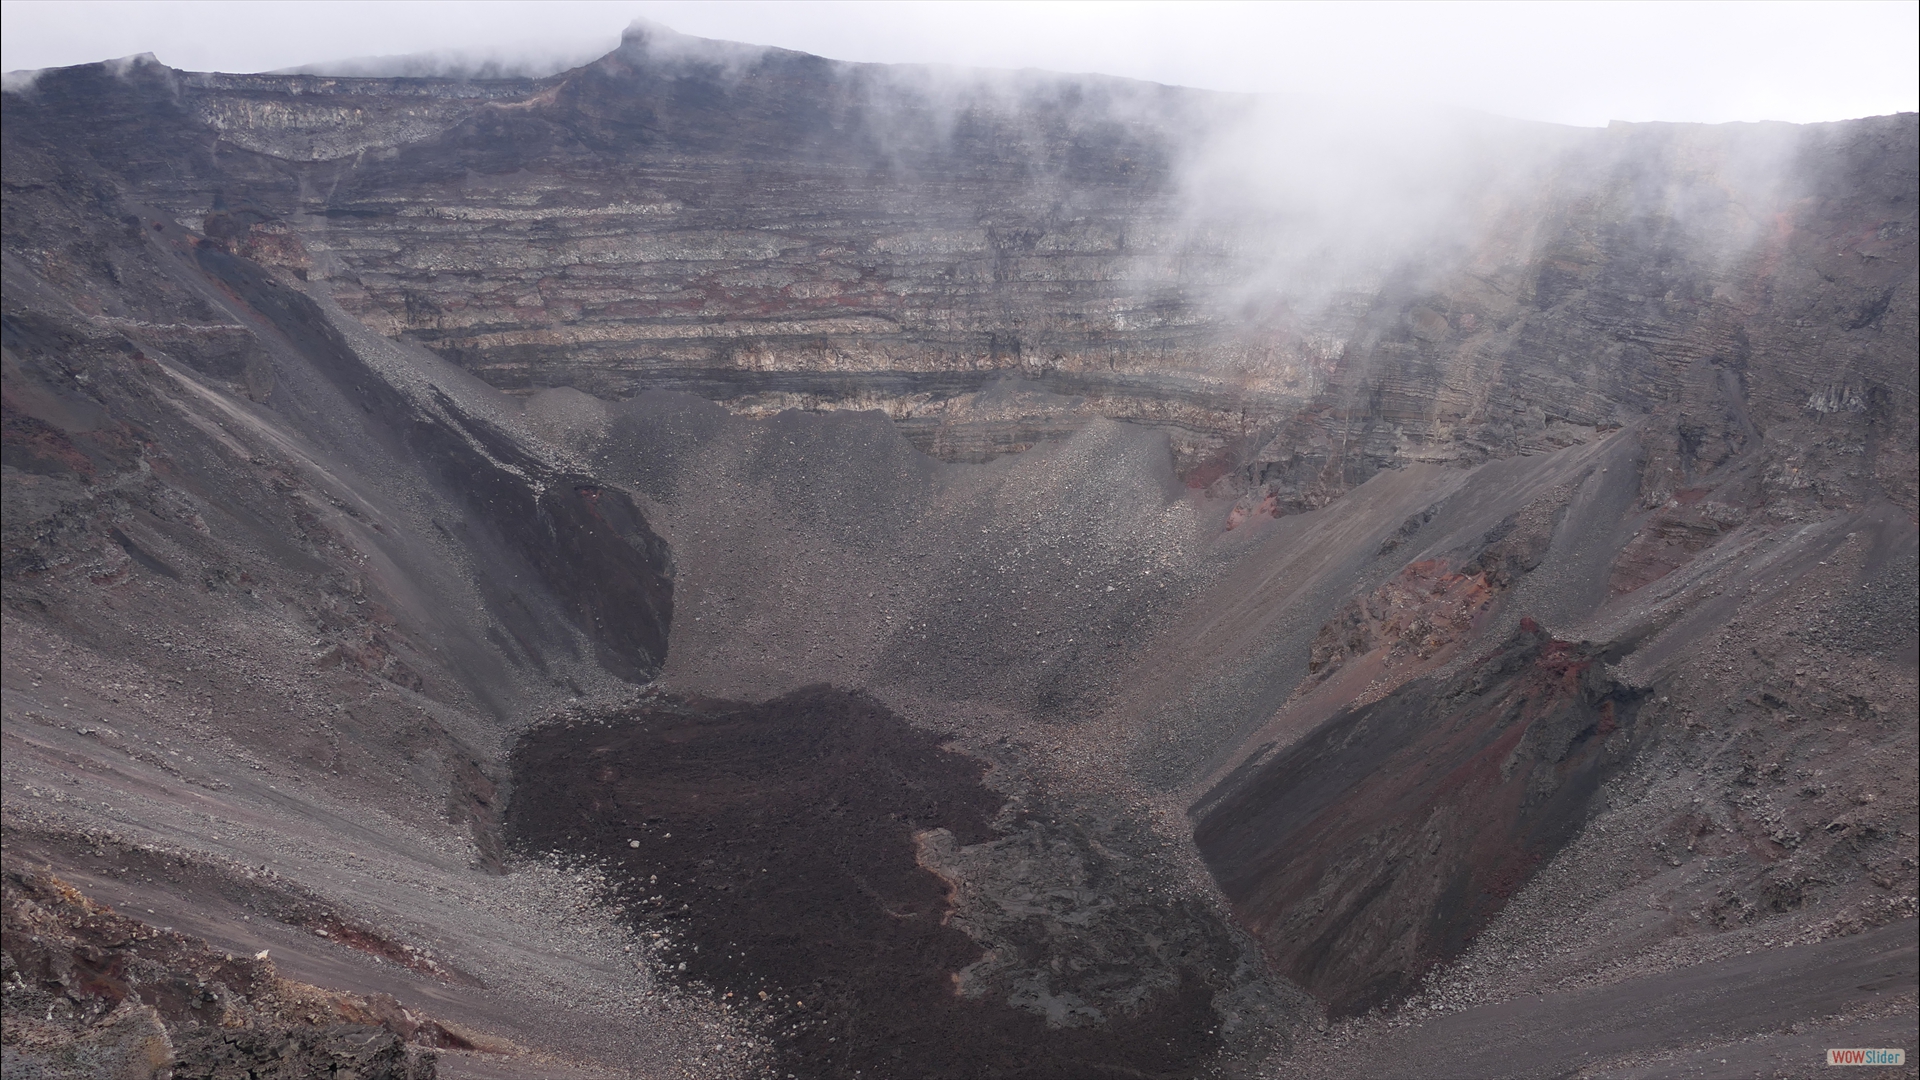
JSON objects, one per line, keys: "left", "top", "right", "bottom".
{"left": 1194, "top": 622, "right": 1645, "bottom": 1016}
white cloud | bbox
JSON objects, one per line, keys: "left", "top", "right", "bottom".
{"left": 2, "top": 0, "right": 1914, "bottom": 126}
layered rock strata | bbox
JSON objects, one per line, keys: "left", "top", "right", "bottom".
{"left": 12, "top": 26, "right": 1909, "bottom": 502}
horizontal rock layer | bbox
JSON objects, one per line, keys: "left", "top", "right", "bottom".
{"left": 9, "top": 27, "right": 1910, "bottom": 500}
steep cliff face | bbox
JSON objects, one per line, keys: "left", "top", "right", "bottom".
{"left": 3, "top": 24, "right": 1915, "bottom": 1080}
{"left": 12, "top": 26, "right": 1908, "bottom": 499}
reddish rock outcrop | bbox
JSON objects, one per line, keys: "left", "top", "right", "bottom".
{"left": 1, "top": 864, "right": 468, "bottom": 1078}
{"left": 1195, "top": 623, "right": 1644, "bottom": 1016}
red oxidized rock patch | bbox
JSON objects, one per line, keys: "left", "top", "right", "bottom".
{"left": 1195, "top": 622, "right": 1643, "bottom": 1017}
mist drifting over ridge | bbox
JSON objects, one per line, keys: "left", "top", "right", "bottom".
{"left": 0, "top": 9, "right": 1887, "bottom": 312}
{"left": 4, "top": 0, "right": 1916, "bottom": 124}
{"left": 0, "top": 17, "right": 1888, "bottom": 498}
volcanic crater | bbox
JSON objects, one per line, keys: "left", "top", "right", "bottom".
{"left": 3, "top": 20, "right": 1917, "bottom": 1080}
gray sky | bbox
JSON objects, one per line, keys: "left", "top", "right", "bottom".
{"left": 3, "top": 0, "right": 1915, "bottom": 127}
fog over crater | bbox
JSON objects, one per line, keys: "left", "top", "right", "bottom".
{"left": 1, "top": 13, "right": 1915, "bottom": 1080}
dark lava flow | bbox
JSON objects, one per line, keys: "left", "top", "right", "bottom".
{"left": 508, "top": 685, "right": 1223, "bottom": 1079}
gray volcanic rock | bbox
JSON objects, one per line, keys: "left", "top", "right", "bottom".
{"left": 2, "top": 21, "right": 1915, "bottom": 1080}
{"left": 20, "top": 24, "right": 1911, "bottom": 498}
